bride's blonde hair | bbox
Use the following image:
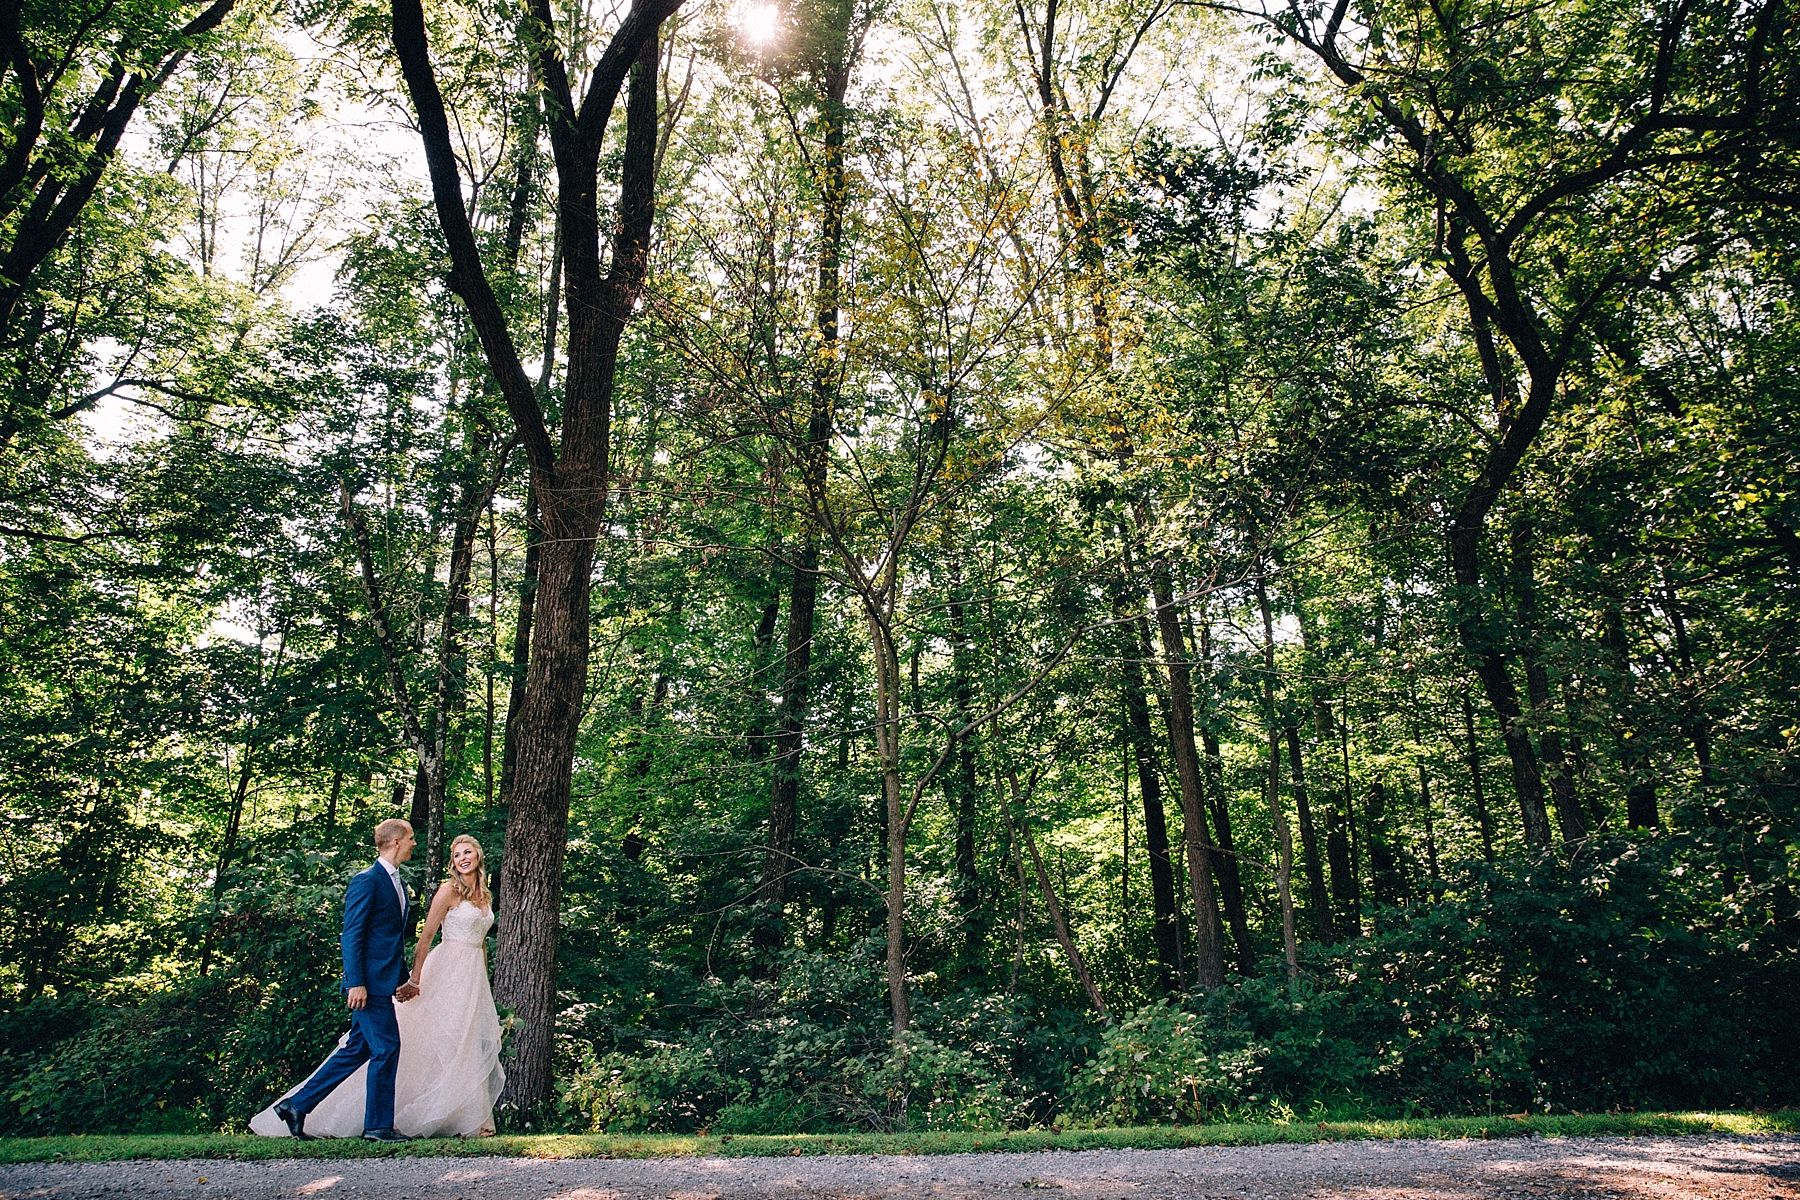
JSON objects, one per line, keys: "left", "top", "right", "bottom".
{"left": 447, "top": 834, "right": 492, "bottom": 909}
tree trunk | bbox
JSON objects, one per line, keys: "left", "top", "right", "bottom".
{"left": 756, "top": 536, "right": 816, "bottom": 957}
{"left": 1194, "top": 616, "right": 1254, "bottom": 972}
{"left": 1284, "top": 724, "right": 1330, "bottom": 943}
{"left": 500, "top": 484, "right": 540, "bottom": 802}
{"left": 1143, "top": 556, "right": 1227, "bottom": 988}
{"left": 392, "top": 0, "right": 677, "bottom": 1107}
{"left": 493, "top": 518, "right": 600, "bottom": 1105}
{"left": 743, "top": 588, "right": 782, "bottom": 761}
{"left": 867, "top": 605, "right": 911, "bottom": 1041}
{"left": 949, "top": 588, "right": 983, "bottom": 974}
{"left": 1290, "top": 595, "right": 1334, "bottom": 940}
{"left": 755, "top": 53, "right": 848, "bottom": 959}
{"left": 1325, "top": 804, "right": 1355, "bottom": 935}
{"left": 1336, "top": 700, "right": 1362, "bottom": 933}
{"left": 1510, "top": 518, "right": 1585, "bottom": 845}
{"left": 1254, "top": 575, "right": 1298, "bottom": 980}
{"left": 1007, "top": 799, "right": 1107, "bottom": 1019}
{"left": 1417, "top": 761, "right": 1440, "bottom": 881}
{"left": 409, "top": 760, "right": 430, "bottom": 840}
{"left": 1600, "top": 597, "right": 1657, "bottom": 830}
{"left": 1660, "top": 566, "right": 1710, "bottom": 798}
{"left": 1116, "top": 601, "right": 1180, "bottom": 991}
{"left": 1462, "top": 691, "right": 1497, "bottom": 860}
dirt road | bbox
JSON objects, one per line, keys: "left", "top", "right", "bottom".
{"left": 2, "top": 1134, "right": 1795, "bottom": 1200}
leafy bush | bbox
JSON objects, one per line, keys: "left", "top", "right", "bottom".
{"left": 556, "top": 944, "right": 1047, "bottom": 1133}
{"left": 1067, "top": 998, "right": 1263, "bottom": 1126}
{"left": 3, "top": 980, "right": 232, "bottom": 1135}
{"left": 0, "top": 836, "right": 363, "bottom": 1135}
{"left": 554, "top": 839, "right": 1798, "bottom": 1135}
{"left": 8, "top": 826, "right": 1794, "bottom": 1135}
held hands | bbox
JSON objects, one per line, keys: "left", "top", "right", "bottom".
{"left": 348, "top": 983, "right": 419, "bottom": 1007}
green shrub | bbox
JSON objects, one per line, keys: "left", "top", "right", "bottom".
{"left": 3, "top": 980, "right": 232, "bottom": 1135}
{"left": 1067, "top": 999, "right": 1263, "bottom": 1126}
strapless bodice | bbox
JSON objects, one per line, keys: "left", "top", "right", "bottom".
{"left": 440, "top": 900, "right": 493, "bottom": 946}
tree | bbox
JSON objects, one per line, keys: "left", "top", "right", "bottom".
{"left": 1212, "top": 0, "right": 1798, "bottom": 846}
{"left": 387, "top": 0, "right": 684, "bottom": 1108}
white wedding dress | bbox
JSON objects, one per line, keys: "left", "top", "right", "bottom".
{"left": 251, "top": 902, "right": 505, "bottom": 1138}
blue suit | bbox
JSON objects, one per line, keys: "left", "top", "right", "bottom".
{"left": 289, "top": 862, "right": 409, "bottom": 1131}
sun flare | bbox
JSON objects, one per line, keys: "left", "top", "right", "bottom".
{"left": 734, "top": 0, "right": 781, "bottom": 47}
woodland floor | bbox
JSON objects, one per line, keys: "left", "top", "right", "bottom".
{"left": 2, "top": 1134, "right": 1797, "bottom": 1200}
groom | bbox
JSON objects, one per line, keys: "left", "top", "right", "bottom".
{"left": 275, "top": 818, "right": 421, "bottom": 1142}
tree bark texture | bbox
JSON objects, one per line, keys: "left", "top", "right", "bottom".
{"left": 500, "top": 485, "right": 541, "bottom": 802}
{"left": 1600, "top": 597, "right": 1657, "bottom": 831}
{"left": 867, "top": 604, "right": 912, "bottom": 1040}
{"left": 390, "top": 0, "right": 678, "bottom": 1108}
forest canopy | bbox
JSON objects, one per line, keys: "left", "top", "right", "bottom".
{"left": 1, "top": 0, "right": 1797, "bottom": 1136}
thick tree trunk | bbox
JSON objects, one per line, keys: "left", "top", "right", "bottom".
{"left": 1464, "top": 642, "right": 1554, "bottom": 848}
{"left": 409, "top": 761, "right": 430, "bottom": 840}
{"left": 393, "top": 4, "right": 673, "bottom": 1108}
{"left": 500, "top": 485, "right": 540, "bottom": 802}
{"left": 492, "top": 514, "right": 601, "bottom": 1107}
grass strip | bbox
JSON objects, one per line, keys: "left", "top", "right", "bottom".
{"left": 2, "top": 1111, "right": 1794, "bottom": 1165}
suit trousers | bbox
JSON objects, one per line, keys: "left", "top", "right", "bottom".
{"left": 288, "top": 994, "right": 401, "bottom": 1132}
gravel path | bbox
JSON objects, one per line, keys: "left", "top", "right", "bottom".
{"left": 3, "top": 1135, "right": 1796, "bottom": 1200}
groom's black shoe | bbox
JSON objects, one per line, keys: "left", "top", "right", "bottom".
{"left": 274, "top": 1101, "right": 314, "bottom": 1141}
{"left": 362, "top": 1128, "right": 411, "bottom": 1143}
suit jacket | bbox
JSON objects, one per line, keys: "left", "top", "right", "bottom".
{"left": 341, "top": 861, "right": 409, "bottom": 996}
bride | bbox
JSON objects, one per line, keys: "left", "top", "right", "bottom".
{"left": 252, "top": 834, "right": 506, "bottom": 1139}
